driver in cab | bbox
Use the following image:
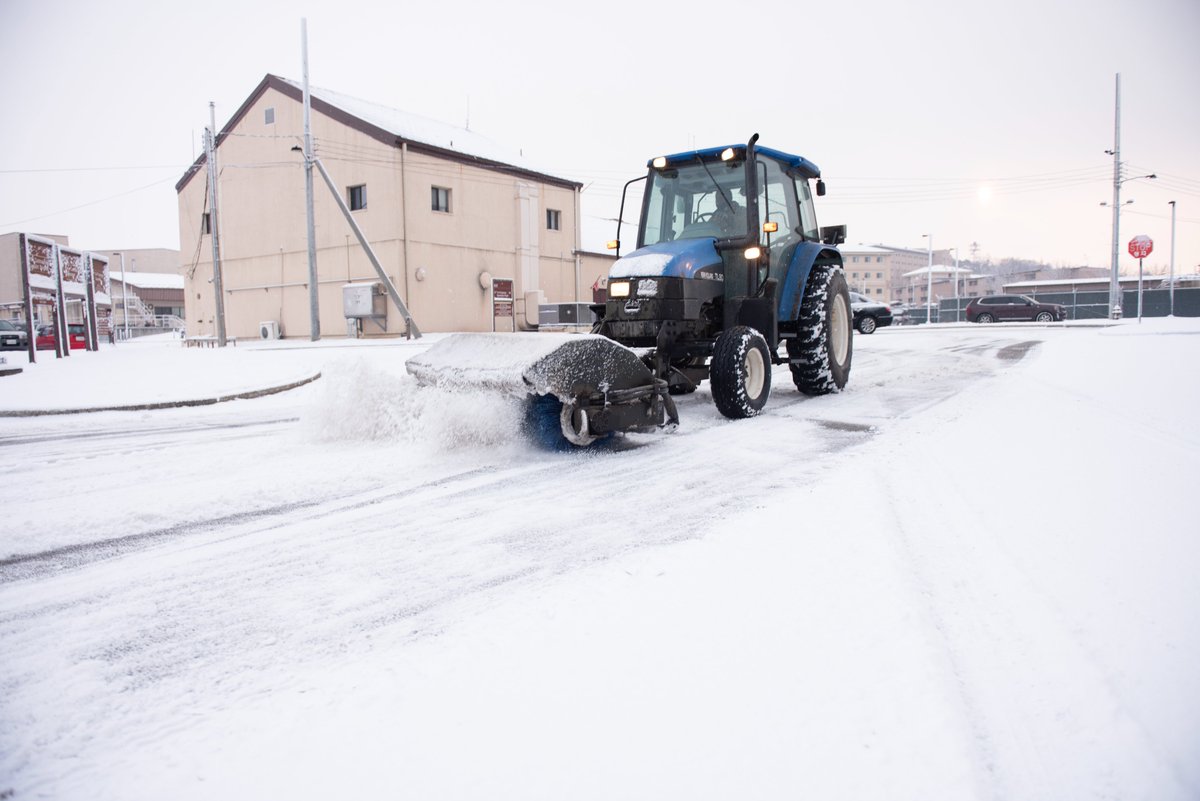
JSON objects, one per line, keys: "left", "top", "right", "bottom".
{"left": 711, "top": 197, "right": 744, "bottom": 236}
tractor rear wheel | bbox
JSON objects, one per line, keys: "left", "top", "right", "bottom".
{"left": 710, "top": 326, "right": 772, "bottom": 419}
{"left": 788, "top": 265, "right": 852, "bottom": 395}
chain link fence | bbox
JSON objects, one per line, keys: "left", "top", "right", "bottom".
{"left": 929, "top": 287, "right": 1200, "bottom": 323}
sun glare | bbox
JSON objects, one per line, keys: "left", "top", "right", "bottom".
{"left": 977, "top": 185, "right": 993, "bottom": 204}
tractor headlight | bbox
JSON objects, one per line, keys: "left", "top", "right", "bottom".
{"left": 720, "top": 147, "right": 736, "bottom": 162}
{"left": 744, "top": 246, "right": 762, "bottom": 260}
{"left": 609, "top": 280, "right": 631, "bottom": 298}
{"left": 652, "top": 156, "right": 668, "bottom": 169}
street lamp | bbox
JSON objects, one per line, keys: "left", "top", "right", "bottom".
{"left": 113, "top": 251, "right": 130, "bottom": 341}
{"left": 1107, "top": 167, "right": 1156, "bottom": 319}
{"left": 1169, "top": 200, "right": 1177, "bottom": 316}
{"left": 922, "top": 234, "right": 933, "bottom": 324}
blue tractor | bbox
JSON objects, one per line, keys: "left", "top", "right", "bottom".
{"left": 408, "top": 134, "right": 852, "bottom": 446}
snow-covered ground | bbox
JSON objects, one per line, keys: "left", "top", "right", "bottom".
{"left": 1, "top": 320, "right": 1197, "bottom": 800}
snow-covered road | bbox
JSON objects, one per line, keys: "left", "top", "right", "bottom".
{"left": 1, "top": 321, "right": 1197, "bottom": 799}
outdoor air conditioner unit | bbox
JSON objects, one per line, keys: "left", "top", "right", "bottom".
{"left": 259, "top": 320, "right": 281, "bottom": 340}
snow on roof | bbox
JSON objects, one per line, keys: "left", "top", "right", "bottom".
{"left": 901, "top": 265, "right": 972, "bottom": 277}
{"left": 838, "top": 244, "right": 894, "bottom": 255}
{"left": 276, "top": 77, "right": 574, "bottom": 186}
{"left": 112, "top": 271, "right": 184, "bottom": 290}
{"left": 1002, "top": 276, "right": 1155, "bottom": 288}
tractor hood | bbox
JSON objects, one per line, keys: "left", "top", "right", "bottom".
{"left": 609, "top": 239, "right": 722, "bottom": 281}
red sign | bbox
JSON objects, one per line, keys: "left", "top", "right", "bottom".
{"left": 492, "top": 278, "right": 514, "bottom": 318}
{"left": 1128, "top": 235, "right": 1153, "bottom": 259}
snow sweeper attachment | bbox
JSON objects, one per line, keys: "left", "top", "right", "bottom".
{"left": 405, "top": 333, "right": 678, "bottom": 447}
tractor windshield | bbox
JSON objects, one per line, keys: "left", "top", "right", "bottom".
{"left": 640, "top": 159, "right": 751, "bottom": 248}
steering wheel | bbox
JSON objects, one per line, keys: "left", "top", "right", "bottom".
{"left": 693, "top": 211, "right": 715, "bottom": 224}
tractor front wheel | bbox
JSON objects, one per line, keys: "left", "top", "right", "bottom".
{"left": 710, "top": 326, "right": 772, "bottom": 419}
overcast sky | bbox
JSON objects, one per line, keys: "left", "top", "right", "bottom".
{"left": 2, "top": 0, "right": 1197, "bottom": 274}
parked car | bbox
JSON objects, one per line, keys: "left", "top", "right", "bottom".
{"left": 35, "top": 323, "right": 89, "bottom": 351}
{"left": 848, "top": 291, "right": 894, "bottom": 334}
{"left": 0, "top": 319, "right": 29, "bottom": 351}
{"left": 964, "top": 295, "right": 1067, "bottom": 323}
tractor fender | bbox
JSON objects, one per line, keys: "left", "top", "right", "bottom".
{"left": 777, "top": 243, "right": 844, "bottom": 322}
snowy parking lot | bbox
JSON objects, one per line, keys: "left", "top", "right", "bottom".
{"left": 1, "top": 320, "right": 1198, "bottom": 800}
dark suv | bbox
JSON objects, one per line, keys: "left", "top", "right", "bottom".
{"left": 965, "top": 295, "right": 1067, "bottom": 323}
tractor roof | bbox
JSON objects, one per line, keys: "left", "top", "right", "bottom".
{"left": 650, "top": 144, "right": 821, "bottom": 180}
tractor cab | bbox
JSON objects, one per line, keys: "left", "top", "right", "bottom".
{"left": 603, "top": 136, "right": 838, "bottom": 349}
{"left": 636, "top": 142, "right": 825, "bottom": 299}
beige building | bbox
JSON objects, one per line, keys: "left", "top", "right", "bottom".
{"left": 838, "top": 244, "right": 894, "bottom": 299}
{"left": 178, "top": 74, "right": 609, "bottom": 339}
{"left": 838, "top": 243, "right": 965, "bottom": 304}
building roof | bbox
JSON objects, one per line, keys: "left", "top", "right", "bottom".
{"left": 1004, "top": 277, "right": 1136, "bottom": 289}
{"left": 112, "top": 271, "right": 184, "bottom": 291}
{"left": 838, "top": 244, "right": 894, "bottom": 255}
{"left": 176, "top": 74, "right": 581, "bottom": 194}
{"left": 902, "top": 265, "right": 973, "bottom": 278}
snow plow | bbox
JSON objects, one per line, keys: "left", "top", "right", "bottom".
{"left": 405, "top": 332, "right": 676, "bottom": 446}
{"left": 406, "top": 134, "right": 852, "bottom": 446}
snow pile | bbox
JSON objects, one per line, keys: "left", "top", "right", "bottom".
{"left": 303, "top": 357, "right": 527, "bottom": 450}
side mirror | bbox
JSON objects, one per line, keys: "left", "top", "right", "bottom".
{"left": 820, "top": 225, "right": 846, "bottom": 245}
{"left": 815, "top": 179, "right": 826, "bottom": 197}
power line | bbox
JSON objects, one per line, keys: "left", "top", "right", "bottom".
{"left": 0, "top": 164, "right": 190, "bottom": 175}
{"left": 0, "top": 174, "right": 179, "bottom": 228}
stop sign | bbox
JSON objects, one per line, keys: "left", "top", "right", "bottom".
{"left": 1128, "top": 235, "right": 1154, "bottom": 259}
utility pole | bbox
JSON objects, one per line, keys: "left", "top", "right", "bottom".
{"left": 1107, "top": 73, "right": 1123, "bottom": 319}
{"left": 204, "top": 104, "right": 228, "bottom": 346}
{"left": 1168, "top": 200, "right": 1177, "bottom": 317}
{"left": 302, "top": 18, "right": 321, "bottom": 341}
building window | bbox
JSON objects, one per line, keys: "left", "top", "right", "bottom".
{"left": 876, "top": 272, "right": 883, "bottom": 279}
{"left": 202, "top": 212, "right": 211, "bottom": 234}
{"left": 877, "top": 256, "right": 883, "bottom": 262}
{"left": 432, "top": 186, "right": 451, "bottom": 213}
{"left": 264, "top": 107, "right": 275, "bottom": 124}
{"left": 851, "top": 272, "right": 858, "bottom": 278}
{"left": 348, "top": 184, "right": 367, "bottom": 211}
{"left": 546, "top": 209, "right": 561, "bottom": 230}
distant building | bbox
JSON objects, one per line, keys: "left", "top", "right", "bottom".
{"left": 110, "top": 271, "right": 185, "bottom": 334}
{"left": 838, "top": 244, "right": 893, "bottom": 299}
{"left": 91, "top": 249, "right": 183, "bottom": 276}
{"left": 177, "top": 74, "right": 609, "bottom": 339}
{"left": 1003, "top": 275, "right": 1157, "bottom": 295}
{"left": 838, "top": 243, "right": 972, "bottom": 304}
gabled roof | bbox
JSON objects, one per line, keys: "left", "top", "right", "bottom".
{"left": 177, "top": 74, "right": 581, "bottom": 193}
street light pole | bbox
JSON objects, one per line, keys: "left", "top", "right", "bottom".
{"left": 923, "top": 234, "right": 933, "bottom": 324}
{"left": 1108, "top": 74, "right": 1122, "bottom": 319}
{"left": 117, "top": 251, "right": 130, "bottom": 341}
{"left": 1169, "top": 200, "right": 1177, "bottom": 317}
{"left": 953, "top": 246, "right": 960, "bottom": 321}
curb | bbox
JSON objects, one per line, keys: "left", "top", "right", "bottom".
{"left": 0, "top": 372, "right": 322, "bottom": 418}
